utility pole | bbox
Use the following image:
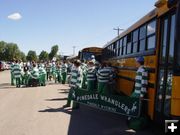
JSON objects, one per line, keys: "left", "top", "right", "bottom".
{"left": 113, "top": 27, "right": 124, "bottom": 36}
{"left": 72, "top": 46, "right": 76, "bottom": 55}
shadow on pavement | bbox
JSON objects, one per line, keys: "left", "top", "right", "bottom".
{"left": 38, "top": 103, "right": 160, "bottom": 135}
{"left": 45, "top": 98, "right": 68, "bottom": 101}
{"left": 57, "top": 89, "right": 69, "bottom": 91}
{"left": 67, "top": 105, "right": 133, "bottom": 135}
{"left": 66, "top": 105, "right": 160, "bottom": 135}
{"left": 0, "top": 83, "right": 10, "bottom": 86}
{"left": 59, "top": 91, "right": 69, "bottom": 94}
{"left": 48, "top": 83, "right": 57, "bottom": 85}
{"left": 0, "top": 83, "right": 16, "bottom": 89}
{"left": 38, "top": 106, "right": 72, "bottom": 115}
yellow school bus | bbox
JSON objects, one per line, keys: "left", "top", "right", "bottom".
{"left": 102, "top": 0, "right": 180, "bottom": 122}
{"left": 79, "top": 47, "right": 102, "bottom": 62}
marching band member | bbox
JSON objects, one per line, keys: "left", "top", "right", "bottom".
{"left": 61, "top": 61, "right": 68, "bottom": 84}
{"left": 63, "top": 60, "right": 81, "bottom": 109}
{"left": 86, "top": 60, "right": 97, "bottom": 91}
{"left": 12, "top": 60, "right": 22, "bottom": 88}
{"left": 97, "top": 63, "right": 112, "bottom": 94}
{"left": 39, "top": 63, "right": 46, "bottom": 86}
{"left": 80, "top": 60, "right": 87, "bottom": 89}
{"left": 29, "top": 63, "right": 39, "bottom": 86}
{"left": 10, "top": 59, "right": 15, "bottom": 85}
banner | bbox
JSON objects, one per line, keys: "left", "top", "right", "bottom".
{"left": 72, "top": 89, "right": 141, "bottom": 117}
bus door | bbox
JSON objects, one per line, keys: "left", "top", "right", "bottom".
{"left": 155, "top": 12, "right": 176, "bottom": 122}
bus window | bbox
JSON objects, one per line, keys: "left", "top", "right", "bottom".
{"left": 109, "top": 45, "right": 111, "bottom": 57}
{"left": 132, "top": 29, "right": 139, "bottom": 53}
{"left": 168, "top": 14, "right": 175, "bottom": 63}
{"left": 164, "top": 70, "right": 173, "bottom": 116}
{"left": 133, "top": 42, "right": 138, "bottom": 53}
{"left": 111, "top": 44, "right": 113, "bottom": 57}
{"left": 140, "top": 25, "right": 146, "bottom": 39}
{"left": 139, "top": 39, "right": 146, "bottom": 51}
{"left": 116, "top": 41, "right": 119, "bottom": 57}
{"left": 147, "top": 20, "right": 156, "bottom": 49}
{"left": 156, "top": 69, "right": 165, "bottom": 112}
{"left": 127, "top": 33, "right": 132, "bottom": 54}
{"left": 161, "top": 19, "right": 168, "bottom": 64}
{"left": 113, "top": 42, "right": 117, "bottom": 57}
{"left": 147, "top": 20, "right": 156, "bottom": 36}
{"left": 109, "top": 46, "right": 111, "bottom": 57}
{"left": 139, "top": 25, "right": 146, "bottom": 51}
{"left": 119, "top": 39, "right": 123, "bottom": 56}
{"left": 111, "top": 44, "right": 114, "bottom": 57}
{"left": 108, "top": 46, "right": 110, "bottom": 57}
{"left": 123, "top": 36, "right": 127, "bottom": 55}
{"left": 106, "top": 47, "right": 108, "bottom": 57}
{"left": 147, "top": 36, "right": 156, "bottom": 49}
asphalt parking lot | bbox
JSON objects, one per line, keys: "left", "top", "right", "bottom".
{"left": 0, "top": 71, "right": 160, "bottom": 135}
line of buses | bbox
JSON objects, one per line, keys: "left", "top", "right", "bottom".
{"left": 68, "top": 0, "right": 180, "bottom": 124}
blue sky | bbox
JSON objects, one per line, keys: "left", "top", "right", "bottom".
{"left": 0, "top": 0, "right": 156, "bottom": 55}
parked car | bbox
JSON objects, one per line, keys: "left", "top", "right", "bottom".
{"left": 0, "top": 61, "right": 2, "bottom": 71}
{"left": 0, "top": 61, "right": 5, "bottom": 71}
{"left": 5, "top": 63, "right": 10, "bottom": 70}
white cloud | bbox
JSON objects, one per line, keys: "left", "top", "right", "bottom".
{"left": 7, "top": 12, "right": 22, "bottom": 20}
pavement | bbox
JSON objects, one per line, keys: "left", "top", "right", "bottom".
{"left": 0, "top": 70, "right": 160, "bottom": 135}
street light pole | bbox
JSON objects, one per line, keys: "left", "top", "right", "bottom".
{"left": 72, "top": 46, "right": 76, "bottom": 55}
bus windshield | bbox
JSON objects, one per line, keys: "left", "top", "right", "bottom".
{"left": 82, "top": 52, "right": 94, "bottom": 61}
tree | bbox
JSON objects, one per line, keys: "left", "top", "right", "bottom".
{"left": 39, "top": 50, "right": 49, "bottom": 62}
{"left": 0, "top": 41, "right": 6, "bottom": 60}
{"left": 19, "top": 51, "right": 26, "bottom": 62}
{"left": 56, "top": 54, "right": 61, "bottom": 61}
{"left": 49, "top": 45, "right": 59, "bottom": 60}
{"left": 3, "top": 43, "right": 21, "bottom": 61}
{"left": 26, "top": 50, "right": 37, "bottom": 62}
{"left": 0, "top": 41, "right": 27, "bottom": 62}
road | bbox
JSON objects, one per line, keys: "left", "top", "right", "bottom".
{"left": 0, "top": 70, "right": 159, "bottom": 135}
